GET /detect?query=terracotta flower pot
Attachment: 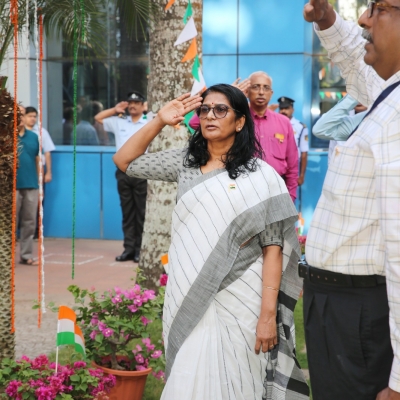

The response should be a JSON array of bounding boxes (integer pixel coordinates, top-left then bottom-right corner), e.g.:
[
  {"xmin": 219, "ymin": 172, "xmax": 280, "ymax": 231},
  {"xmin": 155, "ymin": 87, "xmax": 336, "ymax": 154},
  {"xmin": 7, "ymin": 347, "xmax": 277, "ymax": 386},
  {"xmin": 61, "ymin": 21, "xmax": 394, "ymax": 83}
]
[{"xmin": 93, "ymin": 361, "xmax": 152, "ymax": 400}]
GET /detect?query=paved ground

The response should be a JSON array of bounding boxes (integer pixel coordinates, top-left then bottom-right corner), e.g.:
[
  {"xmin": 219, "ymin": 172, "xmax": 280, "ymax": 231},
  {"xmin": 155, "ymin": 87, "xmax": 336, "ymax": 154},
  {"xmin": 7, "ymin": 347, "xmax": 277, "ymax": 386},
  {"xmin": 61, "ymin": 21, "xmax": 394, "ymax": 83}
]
[{"xmin": 15, "ymin": 238, "xmax": 137, "ymax": 358}]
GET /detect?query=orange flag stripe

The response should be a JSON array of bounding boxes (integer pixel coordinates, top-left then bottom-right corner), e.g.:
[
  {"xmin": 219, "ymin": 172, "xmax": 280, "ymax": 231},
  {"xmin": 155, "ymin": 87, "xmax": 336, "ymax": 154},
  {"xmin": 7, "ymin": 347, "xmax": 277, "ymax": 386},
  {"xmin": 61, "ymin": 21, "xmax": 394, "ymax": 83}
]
[
  {"xmin": 58, "ymin": 306, "xmax": 76, "ymax": 322},
  {"xmin": 165, "ymin": 0, "xmax": 175, "ymax": 10},
  {"xmin": 161, "ymin": 254, "xmax": 169, "ymax": 265},
  {"xmin": 181, "ymin": 38, "xmax": 197, "ymax": 62}
]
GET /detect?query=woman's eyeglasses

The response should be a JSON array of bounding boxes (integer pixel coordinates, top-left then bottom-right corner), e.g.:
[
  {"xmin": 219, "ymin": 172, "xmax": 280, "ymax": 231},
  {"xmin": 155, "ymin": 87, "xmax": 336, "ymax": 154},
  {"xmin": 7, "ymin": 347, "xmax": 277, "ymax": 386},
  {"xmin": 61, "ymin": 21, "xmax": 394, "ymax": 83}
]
[
  {"xmin": 367, "ymin": 1, "xmax": 400, "ymax": 17},
  {"xmin": 196, "ymin": 104, "xmax": 241, "ymax": 119}
]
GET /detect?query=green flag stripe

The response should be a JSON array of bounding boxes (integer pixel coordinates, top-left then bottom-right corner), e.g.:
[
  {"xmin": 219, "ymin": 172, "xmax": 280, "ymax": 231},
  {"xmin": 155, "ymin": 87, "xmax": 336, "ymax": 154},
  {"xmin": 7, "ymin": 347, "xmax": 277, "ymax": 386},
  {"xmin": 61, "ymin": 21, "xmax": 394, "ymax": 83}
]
[
  {"xmin": 183, "ymin": 0, "xmax": 193, "ymax": 24},
  {"xmin": 57, "ymin": 331, "xmax": 75, "ymax": 346},
  {"xmin": 192, "ymin": 55, "xmax": 200, "ymax": 82}
]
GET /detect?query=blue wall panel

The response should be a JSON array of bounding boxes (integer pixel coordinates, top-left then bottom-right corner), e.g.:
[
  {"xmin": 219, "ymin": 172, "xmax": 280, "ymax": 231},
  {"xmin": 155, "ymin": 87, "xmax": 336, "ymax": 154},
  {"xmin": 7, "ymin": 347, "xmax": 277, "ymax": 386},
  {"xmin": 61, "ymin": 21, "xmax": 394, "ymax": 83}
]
[
  {"xmin": 203, "ymin": 55, "xmax": 238, "ymax": 87},
  {"xmin": 44, "ymin": 152, "xmax": 101, "ymax": 239},
  {"xmin": 301, "ymin": 151, "xmax": 328, "ymax": 234},
  {"xmin": 102, "ymin": 154, "xmax": 123, "ymax": 240},
  {"xmin": 203, "ymin": 0, "xmax": 238, "ymax": 55},
  {"xmin": 238, "ymin": 0, "xmax": 306, "ymax": 54}
]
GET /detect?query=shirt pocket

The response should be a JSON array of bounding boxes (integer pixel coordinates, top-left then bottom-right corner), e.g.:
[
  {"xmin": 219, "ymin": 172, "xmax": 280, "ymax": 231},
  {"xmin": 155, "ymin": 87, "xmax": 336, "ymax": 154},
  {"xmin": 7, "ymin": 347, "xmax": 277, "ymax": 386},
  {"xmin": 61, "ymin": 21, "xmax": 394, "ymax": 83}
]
[{"xmin": 269, "ymin": 135, "xmax": 287, "ymax": 160}]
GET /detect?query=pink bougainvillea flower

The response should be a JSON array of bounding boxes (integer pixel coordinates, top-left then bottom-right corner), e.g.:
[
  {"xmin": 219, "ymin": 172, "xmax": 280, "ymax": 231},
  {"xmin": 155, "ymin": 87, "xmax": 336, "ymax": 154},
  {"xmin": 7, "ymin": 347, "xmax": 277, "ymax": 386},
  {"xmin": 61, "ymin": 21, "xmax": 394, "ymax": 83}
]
[
  {"xmin": 127, "ymin": 304, "xmax": 138, "ymax": 313},
  {"xmin": 133, "ymin": 296, "xmax": 143, "ymax": 307},
  {"xmin": 98, "ymin": 322, "xmax": 107, "ymax": 332},
  {"xmin": 151, "ymin": 350, "xmax": 162, "ymax": 359},
  {"xmin": 142, "ymin": 338, "xmax": 155, "ymax": 351},
  {"xmin": 5, "ymin": 381, "xmax": 22, "ymax": 397},
  {"xmin": 142, "ymin": 290, "xmax": 156, "ymax": 302},
  {"xmin": 160, "ymin": 274, "xmax": 168, "ymax": 287},
  {"xmin": 135, "ymin": 354, "xmax": 145, "ymax": 364},
  {"xmin": 136, "ymin": 365, "xmax": 147, "ymax": 371},
  {"xmin": 140, "ymin": 316, "xmax": 152, "ymax": 326},
  {"xmin": 90, "ymin": 330, "xmax": 98, "ymax": 340},
  {"xmin": 103, "ymin": 328, "xmax": 114, "ymax": 338},
  {"xmin": 111, "ymin": 295, "xmax": 122, "ymax": 304}
]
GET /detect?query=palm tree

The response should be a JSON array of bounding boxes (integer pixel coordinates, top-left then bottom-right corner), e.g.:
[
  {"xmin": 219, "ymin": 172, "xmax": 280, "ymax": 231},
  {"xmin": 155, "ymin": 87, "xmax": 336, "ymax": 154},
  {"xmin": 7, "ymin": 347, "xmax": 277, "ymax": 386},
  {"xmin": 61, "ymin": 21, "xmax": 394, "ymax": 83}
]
[
  {"xmin": 139, "ymin": 0, "xmax": 203, "ymax": 290},
  {"xmin": 0, "ymin": 0, "xmax": 160, "ymax": 362}
]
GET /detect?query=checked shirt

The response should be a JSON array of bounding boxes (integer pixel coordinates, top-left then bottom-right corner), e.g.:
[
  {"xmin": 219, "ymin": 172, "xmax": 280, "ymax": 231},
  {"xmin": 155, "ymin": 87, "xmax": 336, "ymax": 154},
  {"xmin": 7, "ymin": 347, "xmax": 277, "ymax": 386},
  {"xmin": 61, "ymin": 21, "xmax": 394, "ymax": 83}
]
[{"xmin": 306, "ymin": 13, "xmax": 400, "ymax": 391}]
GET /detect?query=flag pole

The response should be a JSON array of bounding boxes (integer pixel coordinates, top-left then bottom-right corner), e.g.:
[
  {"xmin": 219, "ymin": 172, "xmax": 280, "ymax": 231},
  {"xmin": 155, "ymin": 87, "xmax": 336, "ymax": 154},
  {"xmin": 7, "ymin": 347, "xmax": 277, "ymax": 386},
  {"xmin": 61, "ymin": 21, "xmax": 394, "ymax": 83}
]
[{"xmin": 55, "ymin": 319, "xmax": 60, "ymax": 374}]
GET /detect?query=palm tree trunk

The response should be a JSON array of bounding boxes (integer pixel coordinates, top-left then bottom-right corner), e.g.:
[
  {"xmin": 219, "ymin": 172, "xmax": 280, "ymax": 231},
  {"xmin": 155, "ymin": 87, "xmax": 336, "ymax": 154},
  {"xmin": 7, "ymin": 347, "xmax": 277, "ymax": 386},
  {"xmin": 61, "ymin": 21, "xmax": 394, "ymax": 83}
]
[
  {"xmin": 0, "ymin": 87, "xmax": 17, "ymax": 361},
  {"xmin": 139, "ymin": 0, "xmax": 203, "ymax": 290}
]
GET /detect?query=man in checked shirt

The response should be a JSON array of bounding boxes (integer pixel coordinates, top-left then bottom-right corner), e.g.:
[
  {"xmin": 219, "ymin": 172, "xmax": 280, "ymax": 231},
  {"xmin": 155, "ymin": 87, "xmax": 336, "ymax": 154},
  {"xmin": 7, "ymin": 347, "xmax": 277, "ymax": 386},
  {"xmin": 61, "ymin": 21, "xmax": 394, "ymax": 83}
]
[{"xmin": 301, "ymin": 1, "xmax": 400, "ymax": 399}]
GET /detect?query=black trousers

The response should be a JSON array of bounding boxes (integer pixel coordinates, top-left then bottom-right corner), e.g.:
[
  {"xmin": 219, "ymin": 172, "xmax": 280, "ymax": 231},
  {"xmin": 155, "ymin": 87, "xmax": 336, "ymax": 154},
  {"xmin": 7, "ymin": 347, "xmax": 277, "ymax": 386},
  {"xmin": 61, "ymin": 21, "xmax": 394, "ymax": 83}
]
[
  {"xmin": 303, "ymin": 279, "xmax": 393, "ymax": 400},
  {"xmin": 116, "ymin": 169, "xmax": 147, "ymax": 254}
]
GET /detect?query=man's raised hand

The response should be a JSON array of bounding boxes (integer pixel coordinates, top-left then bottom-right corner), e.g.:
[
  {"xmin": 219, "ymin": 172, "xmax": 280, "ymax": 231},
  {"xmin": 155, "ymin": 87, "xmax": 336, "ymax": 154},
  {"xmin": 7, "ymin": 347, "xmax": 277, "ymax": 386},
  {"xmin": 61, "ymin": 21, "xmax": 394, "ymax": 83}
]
[
  {"xmin": 304, "ymin": 0, "xmax": 336, "ymax": 29},
  {"xmin": 157, "ymin": 93, "xmax": 202, "ymax": 127},
  {"xmin": 115, "ymin": 102, "xmax": 129, "ymax": 114}
]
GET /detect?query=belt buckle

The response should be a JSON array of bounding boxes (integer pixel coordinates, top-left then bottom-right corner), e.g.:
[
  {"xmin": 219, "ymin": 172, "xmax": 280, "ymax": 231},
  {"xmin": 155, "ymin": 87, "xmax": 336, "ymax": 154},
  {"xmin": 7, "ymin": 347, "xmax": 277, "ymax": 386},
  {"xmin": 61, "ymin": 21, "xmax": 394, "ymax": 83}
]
[{"xmin": 298, "ymin": 261, "xmax": 309, "ymax": 280}]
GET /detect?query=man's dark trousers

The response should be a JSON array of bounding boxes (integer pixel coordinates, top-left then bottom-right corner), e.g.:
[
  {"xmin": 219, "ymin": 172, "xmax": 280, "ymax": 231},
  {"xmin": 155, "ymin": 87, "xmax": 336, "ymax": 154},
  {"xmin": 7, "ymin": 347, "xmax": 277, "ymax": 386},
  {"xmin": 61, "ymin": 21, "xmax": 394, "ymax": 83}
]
[
  {"xmin": 116, "ymin": 169, "xmax": 147, "ymax": 255},
  {"xmin": 304, "ymin": 279, "xmax": 393, "ymax": 400}
]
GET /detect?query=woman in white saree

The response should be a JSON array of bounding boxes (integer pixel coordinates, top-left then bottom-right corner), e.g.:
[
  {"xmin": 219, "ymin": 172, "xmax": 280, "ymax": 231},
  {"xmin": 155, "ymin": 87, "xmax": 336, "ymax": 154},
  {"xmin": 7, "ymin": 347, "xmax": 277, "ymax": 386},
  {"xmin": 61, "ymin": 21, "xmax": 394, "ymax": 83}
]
[{"xmin": 114, "ymin": 84, "xmax": 309, "ymax": 400}]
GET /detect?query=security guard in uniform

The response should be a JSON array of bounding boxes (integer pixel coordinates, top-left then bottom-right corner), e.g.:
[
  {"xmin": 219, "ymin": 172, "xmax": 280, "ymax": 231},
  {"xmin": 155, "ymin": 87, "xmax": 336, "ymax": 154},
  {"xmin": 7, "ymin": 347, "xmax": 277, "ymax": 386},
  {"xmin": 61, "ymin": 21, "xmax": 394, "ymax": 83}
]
[
  {"xmin": 278, "ymin": 97, "xmax": 309, "ymax": 186},
  {"xmin": 95, "ymin": 92, "xmax": 148, "ymax": 263}
]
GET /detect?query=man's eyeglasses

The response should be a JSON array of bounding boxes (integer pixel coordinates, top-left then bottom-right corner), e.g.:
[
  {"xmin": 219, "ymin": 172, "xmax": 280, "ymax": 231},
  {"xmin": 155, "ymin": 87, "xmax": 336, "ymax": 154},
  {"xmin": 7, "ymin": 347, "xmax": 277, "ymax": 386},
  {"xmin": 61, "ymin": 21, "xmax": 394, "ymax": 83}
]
[
  {"xmin": 249, "ymin": 84, "xmax": 272, "ymax": 93},
  {"xmin": 367, "ymin": 1, "xmax": 400, "ymax": 17},
  {"xmin": 196, "ymin": 104, "xmax": 241, "ymax": 119}
]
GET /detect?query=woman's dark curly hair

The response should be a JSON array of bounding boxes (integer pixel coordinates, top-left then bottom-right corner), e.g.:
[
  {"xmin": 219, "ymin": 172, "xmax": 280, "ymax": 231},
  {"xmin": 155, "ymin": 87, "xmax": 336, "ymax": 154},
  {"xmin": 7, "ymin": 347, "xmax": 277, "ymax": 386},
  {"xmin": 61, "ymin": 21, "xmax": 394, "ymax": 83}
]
[{"xmin": 183, "ymin": 84, "xmax": 263, "ymax": 180}]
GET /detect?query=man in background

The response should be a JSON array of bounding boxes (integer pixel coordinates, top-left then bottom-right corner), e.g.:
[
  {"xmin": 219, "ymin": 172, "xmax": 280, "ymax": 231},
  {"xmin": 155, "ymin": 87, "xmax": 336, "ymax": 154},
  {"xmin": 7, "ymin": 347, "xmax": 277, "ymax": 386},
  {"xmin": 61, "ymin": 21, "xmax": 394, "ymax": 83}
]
[
  {"xmin": 95, "ymin": 91, "xmax": 148, "ymax": 263},
  {"xmin": 278, "ymin": 96, "xmax": 309, "ymax": 186},
  {"xmin": 17, "ymin": 106, "xmax": 39, "ymax": 265},
  {"xmin": 248, "ymin": 72, "xmax": 299, "ymax": 201}
]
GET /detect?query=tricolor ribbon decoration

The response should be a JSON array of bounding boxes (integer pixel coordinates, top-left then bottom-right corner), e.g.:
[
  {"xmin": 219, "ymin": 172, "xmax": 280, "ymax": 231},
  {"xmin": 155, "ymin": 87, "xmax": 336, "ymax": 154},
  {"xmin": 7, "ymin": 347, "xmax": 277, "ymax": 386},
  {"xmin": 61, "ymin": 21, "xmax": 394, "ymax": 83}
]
[{"xmin": 167, "ymin": 0, "xmax": 206, "ymax": 100}]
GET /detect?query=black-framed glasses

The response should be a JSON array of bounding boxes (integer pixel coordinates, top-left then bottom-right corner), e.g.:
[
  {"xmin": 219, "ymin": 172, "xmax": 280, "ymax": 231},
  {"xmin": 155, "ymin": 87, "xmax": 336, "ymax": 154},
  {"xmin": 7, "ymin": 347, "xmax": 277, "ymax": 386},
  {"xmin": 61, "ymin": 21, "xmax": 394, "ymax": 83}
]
[
  {"xmin": 196, "ymin": 104, "xmax": 241, "ymax": 119},
  {"xmin": 367, "ymin": 1, "xmax": 400, "ymax": 17},
  {"xmin": 249, "ymin": 84, "xmax": 272, "ymax": 92}
]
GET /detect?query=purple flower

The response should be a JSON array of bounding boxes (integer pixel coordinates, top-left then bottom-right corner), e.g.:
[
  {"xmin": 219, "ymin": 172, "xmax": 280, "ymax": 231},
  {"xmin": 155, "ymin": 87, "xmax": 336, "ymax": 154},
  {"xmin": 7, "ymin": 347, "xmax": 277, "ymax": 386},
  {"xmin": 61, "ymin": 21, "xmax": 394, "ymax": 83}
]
[
  {"xmin": 136, "ymin": 365, "xmax": 147, "ymax": 371},
  {"xmin": 98, "ymin": 322, "xmax": 107, "ymax": 332},
  {"xmin": 153, "ymin": 370, "xmax": 166, "ymax": 380},
  {"xmin": 5, "ymin": 381, "xmax": 22, "ymax": 397},
  {"xmin": 90, "ymin": 330, "xmax": 98, "ymax": 340},
  {"xmin": 142, "ymin": 290, "xmax": 156, "ymax": 302},
  {"xmin": 151, "ymin": 350, "xmax": 162, "ymax": 359},
  {"xmin": 135, "ymin": 354, "xmax": 145, "ymax": 364},
  {"xmin": 160, "ymin": 274, "xmax": 168, "ymax": 287},
  {"xmin": 133, "ymin": 296, "xmax": 143, "ymax": 307},
  {"xmin": 128, "ymin": 304, "xmax": 138, "ymax": 313},
  {"xmin": 90, "ymin": 317, "xmax": 99, "ymax": 326},
  {"xmin": 142, "ymin": 338, "xmax": 155, "ymax": 351},
  {"xmin": 111, "ymin": 295, "xmax": 122, "ymax": 304},
  {"xmin": 140, "ymin": 316, "xmax": 152, "ymax": 326},
  {"xmin": 114, "ymin": 286, "xmax": 122, "ymax": 295},
  {"xmin": 103, "ymin": 328, "xmax": 114, "ymax": 338},
  {"xmin": 73, "ymin": 361, "xmax": 87, "ymax": 368}
]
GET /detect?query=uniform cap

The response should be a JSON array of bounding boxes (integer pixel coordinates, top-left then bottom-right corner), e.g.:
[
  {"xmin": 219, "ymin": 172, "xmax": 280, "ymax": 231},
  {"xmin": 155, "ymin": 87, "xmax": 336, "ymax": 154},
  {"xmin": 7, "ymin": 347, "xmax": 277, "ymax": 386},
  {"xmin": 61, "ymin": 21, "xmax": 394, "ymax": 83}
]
[
  {"xmin": 126, "ymin": 92, "xmax": 145, "ymax": 102},
  {"xmin": 277, "ymin": 96, "xmax": 295, "ymax": 109}
]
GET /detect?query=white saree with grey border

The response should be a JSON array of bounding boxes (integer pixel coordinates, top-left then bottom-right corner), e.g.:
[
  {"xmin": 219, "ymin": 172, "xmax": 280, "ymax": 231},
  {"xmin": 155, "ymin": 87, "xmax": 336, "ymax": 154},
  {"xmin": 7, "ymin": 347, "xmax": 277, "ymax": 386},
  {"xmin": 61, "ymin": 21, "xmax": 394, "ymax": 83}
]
[{"xmin": 126, "ymin": 151, "xmax": 308, "ymax": 399}]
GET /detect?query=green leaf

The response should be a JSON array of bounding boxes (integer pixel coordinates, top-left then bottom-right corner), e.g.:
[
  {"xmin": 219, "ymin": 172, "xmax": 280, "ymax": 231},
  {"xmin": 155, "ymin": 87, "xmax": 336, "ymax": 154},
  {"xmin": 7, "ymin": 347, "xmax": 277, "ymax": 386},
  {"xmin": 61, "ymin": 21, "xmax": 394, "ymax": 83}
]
[{"xmin": 70, "ymin": 374, "xmax": 80, "ymax": 382}]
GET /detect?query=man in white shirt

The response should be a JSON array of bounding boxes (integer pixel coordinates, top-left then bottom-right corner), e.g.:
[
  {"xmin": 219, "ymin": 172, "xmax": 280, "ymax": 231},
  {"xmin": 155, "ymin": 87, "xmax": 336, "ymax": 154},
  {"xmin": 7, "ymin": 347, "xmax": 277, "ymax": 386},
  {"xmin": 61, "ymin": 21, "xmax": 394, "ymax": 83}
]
[
  {"xmin": 95, "ymin": 92, "xmax": 147, "ymax": 263},
  {"xmin": 302, "ymin": 1, "xmax": 400, "ymax": 399},
  {"xmin": 277, "ymin": 96, "xmax": 309, "ymax": 186}
]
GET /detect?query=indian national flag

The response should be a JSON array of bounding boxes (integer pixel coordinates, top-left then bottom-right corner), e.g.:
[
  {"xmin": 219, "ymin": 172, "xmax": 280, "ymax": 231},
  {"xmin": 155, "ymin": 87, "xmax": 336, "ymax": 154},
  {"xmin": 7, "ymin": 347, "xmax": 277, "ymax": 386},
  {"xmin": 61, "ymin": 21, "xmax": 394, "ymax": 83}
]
[{"xmin": 57, "ymin": 306, "xmax": 86, "ymax": 356}]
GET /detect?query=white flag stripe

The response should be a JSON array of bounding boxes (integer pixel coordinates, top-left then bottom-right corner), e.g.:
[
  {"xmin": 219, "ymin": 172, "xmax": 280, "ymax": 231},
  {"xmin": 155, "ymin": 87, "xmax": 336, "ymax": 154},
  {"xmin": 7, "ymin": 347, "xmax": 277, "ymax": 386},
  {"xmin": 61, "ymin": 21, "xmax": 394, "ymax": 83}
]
[
  {"xmin": 75, "ymin": 334, "xmax": 85, "ymax": 351},
  {"xmin": 191, "ymin": 69, "xmax": 206, "ymax": 96},
  {"xmin": 174, "ymin": 17, "xmax": 197, "ymax": 46},
  {"xmin": 58, "ymin": 319, "xmax": 75, "ymax": 333}
]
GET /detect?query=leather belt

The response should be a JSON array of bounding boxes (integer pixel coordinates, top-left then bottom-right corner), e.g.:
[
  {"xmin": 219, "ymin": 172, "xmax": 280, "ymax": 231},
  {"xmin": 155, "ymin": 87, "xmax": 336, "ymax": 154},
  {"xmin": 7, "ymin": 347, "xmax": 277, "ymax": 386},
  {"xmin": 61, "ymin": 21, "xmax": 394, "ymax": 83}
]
[{"xmin": 298, "ymin": 262, "xmax": 386, "ymax": 288}]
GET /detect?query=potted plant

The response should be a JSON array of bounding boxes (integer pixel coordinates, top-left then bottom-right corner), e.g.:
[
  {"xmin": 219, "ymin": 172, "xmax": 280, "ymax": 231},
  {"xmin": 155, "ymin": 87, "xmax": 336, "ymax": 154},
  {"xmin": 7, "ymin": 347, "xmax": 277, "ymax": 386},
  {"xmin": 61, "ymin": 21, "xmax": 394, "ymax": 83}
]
[
  {"xmin": 67, "ymin": 273, "xmax": 165, "ymax": 400},
  {"xmin": 0, "ymin": 354, "xmax": 116, "ymax": 399}
]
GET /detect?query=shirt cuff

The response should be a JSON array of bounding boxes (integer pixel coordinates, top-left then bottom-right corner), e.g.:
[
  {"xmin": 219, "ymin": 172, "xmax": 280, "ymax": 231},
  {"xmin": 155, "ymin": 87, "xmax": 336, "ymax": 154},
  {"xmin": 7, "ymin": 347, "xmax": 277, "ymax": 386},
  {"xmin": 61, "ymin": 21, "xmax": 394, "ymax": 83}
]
[
  {"xmin": 314, "ymin": 11, "xmax": 346, "ymax": 44},
  {"xmin": 389, "ymin": 357, "xmax": 400, "ymax": 393}
]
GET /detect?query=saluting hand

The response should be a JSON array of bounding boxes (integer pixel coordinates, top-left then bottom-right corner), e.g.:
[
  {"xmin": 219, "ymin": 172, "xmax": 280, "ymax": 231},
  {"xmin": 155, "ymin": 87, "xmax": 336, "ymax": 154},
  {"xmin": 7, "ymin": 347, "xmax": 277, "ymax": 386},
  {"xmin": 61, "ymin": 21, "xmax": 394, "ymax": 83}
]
[
  {"xmin": 304, "ymin": 0, "xmax": 336, "ymax": 29},
  {"xmin": 232, "ymin": 78, "xmax": 251, "ymax": 97},
  {"xmin": 114, "ymin": 101, "xmax": 129, "ymax": 114},
  {"xmin": 157, "ymin": 93, "xmax": 202, "ymax": 127}
]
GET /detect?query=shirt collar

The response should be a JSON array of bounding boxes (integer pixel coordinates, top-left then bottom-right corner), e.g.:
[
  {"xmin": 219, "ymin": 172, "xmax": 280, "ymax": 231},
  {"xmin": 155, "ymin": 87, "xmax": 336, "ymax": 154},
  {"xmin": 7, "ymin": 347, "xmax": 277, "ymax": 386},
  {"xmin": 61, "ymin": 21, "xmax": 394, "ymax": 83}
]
[
  {"xmin": 127, "ymin": 115, "xmax": 146, "ymax": 124},
  {"xmin": 250, "ymin": 107, "xmax": 269, "ymax": 120}
]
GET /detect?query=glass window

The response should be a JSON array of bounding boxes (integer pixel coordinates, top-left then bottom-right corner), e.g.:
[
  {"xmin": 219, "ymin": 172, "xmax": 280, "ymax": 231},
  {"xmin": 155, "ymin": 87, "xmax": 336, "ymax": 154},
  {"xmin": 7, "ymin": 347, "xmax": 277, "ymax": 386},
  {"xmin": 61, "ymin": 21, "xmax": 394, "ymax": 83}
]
[
  {"xmin": 310, "ymin": 0, "xmax": 368, "ymax": 148},
  {"xmin": 47, "ymin": 5, "xmax": 149, "ymax": 146}
]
